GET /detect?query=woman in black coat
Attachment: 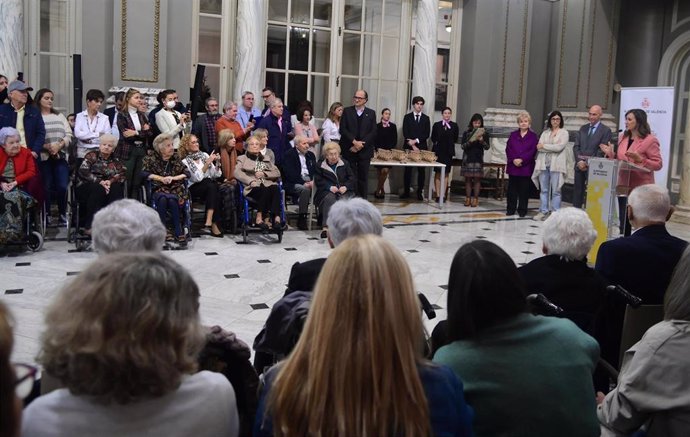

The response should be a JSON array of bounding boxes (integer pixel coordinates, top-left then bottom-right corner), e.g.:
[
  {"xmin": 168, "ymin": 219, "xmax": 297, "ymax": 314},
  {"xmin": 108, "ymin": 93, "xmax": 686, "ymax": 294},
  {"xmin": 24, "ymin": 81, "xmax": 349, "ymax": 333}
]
[{"xmin": 314, "ymin": 141, "xmax": 356, "ymax": 239}]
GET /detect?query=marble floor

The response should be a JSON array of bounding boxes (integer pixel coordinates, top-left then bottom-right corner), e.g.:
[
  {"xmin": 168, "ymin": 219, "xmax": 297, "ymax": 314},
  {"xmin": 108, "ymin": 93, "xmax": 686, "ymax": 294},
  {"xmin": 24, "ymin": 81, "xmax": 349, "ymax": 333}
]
[{"xmin": 3, "ymin": 194, "xmax": 690, "ymax": 366}]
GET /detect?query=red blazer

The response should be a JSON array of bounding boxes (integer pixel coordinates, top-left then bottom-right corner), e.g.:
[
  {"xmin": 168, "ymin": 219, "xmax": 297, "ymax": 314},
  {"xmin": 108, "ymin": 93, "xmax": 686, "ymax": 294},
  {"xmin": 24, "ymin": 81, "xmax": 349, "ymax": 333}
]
[
  {"xmin": 0, "ymin": 147, "xmax": 37, "ymax": 186},
  {"xmin": 605, "ymin": 133, "xmax": 662, "ymax": 189}
]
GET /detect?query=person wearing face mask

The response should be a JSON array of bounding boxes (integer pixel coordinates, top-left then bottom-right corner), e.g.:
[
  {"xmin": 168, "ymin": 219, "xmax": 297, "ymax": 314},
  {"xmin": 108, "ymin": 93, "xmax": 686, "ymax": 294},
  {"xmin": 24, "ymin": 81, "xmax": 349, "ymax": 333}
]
[
  {"xmin": 155, "ymin": 89, "xmax": 190, "ymax": 150},
  {"xmin": 116, "ymin": 88, "xmax": 154, "ymax": 199},
  {"xmin": 191, "ymin": 97, "xmax": 222, "ymax": 153}
]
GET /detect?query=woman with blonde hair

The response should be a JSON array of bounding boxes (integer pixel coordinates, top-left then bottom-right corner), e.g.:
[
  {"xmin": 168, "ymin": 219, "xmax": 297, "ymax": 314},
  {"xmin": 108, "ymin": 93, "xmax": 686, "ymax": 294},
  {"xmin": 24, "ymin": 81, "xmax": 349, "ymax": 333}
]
[
  {"xmin": 115, "ymin": 87, "xmax": 154, "ymax": 198},
  {"xmin": 254, "ymin": 235, "xmax": 473, "ymax": 437},
  {"xmin": 22, "ymin": 253, "xmax": 239, "ymax": 437}
]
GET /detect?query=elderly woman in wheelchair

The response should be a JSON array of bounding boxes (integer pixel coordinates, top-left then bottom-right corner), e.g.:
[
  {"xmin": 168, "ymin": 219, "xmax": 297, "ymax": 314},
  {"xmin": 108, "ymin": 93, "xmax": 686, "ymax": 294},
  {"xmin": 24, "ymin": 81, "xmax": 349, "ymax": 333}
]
[
  {"xmin": 75, "ymin": 134, "xmax": 126, "ymax": 234},
  {"xmin": 0, "ymin": 127, "xmax": 41, "ymax": 246},
  {"xmin": 234, "ymin": 135, "xmax": 282, "ymax": 230},
  {"xmin": 142, "ymin": 133, "xmax": 190, "ymax": 247}
]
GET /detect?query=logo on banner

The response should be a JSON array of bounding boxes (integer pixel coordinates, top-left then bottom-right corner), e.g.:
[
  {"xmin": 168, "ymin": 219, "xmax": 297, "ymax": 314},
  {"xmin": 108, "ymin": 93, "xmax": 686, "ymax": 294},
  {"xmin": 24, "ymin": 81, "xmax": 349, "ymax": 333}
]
[{"xmin": 641, "ymin": 97, "xmax": 651, "ymax": 109}]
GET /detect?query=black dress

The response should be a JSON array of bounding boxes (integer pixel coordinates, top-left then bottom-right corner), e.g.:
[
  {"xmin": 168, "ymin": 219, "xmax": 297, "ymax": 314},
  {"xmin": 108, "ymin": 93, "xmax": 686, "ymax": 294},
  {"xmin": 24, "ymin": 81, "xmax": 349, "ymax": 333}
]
[
  {"xmin": 376, "ymin": 121, "xmax": 397, "ymax": 150},
  {"xmin": 460, "ymin": 128, "xmax": 491, "ymax": 177},
  {"xmin": 431, "ymin": 120, "xmax": 459, "ymax": 172}
]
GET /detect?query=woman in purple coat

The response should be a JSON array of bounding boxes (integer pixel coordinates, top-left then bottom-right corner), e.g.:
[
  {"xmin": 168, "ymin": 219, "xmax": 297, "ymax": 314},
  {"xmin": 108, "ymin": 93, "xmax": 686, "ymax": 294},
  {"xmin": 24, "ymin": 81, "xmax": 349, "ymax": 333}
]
[{"xmin": 506, "ymin": 111, "xmax": 538, "ymax": 217}]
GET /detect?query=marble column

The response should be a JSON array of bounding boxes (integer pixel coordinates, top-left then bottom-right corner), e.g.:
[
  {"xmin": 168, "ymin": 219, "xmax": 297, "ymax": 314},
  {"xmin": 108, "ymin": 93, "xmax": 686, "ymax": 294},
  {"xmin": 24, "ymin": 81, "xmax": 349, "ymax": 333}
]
[
  {"xmin": 671, "ymin": 138, "xmax": 690, "ymax": 224},
  {"xmin": 233, "ymin": 0, "xmax": 266, "ymax": 103},
  {"xmin": 411, "ymin": 0, "xmax": 438, "ymax": 108},
  {"xmin": 0, "ymin": 0, "xmax": 23, "ymax": 81}
]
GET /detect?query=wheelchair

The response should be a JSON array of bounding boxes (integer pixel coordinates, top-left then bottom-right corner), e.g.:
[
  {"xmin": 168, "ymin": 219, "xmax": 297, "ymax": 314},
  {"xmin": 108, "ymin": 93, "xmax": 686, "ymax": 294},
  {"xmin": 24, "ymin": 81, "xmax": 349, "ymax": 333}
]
[
  {"xmin": 0, "ymin": 190, "xmax": 44, "ymax": 252},
  {"xmin": 66, "ymin": 177, "xmax": 128, "ymax": 251},
  {"xmin": 237, "ymin": 180, "xmax": 286, "ymax": 244},
  {"xmin": 140, "ymin": 179, "xmax": 192, "ymax": 250}
]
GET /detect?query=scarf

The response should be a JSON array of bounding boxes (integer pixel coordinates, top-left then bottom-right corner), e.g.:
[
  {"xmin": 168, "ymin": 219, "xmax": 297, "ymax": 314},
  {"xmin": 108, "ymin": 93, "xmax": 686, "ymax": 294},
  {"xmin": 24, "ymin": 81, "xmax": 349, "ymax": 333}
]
[
  {"xmin": 382, "ymin": 121, "xmax": 390, "ymax": 128},
  {"xmin": 184, "ymin": 151, "xmax": 206, "ymax": 176},
  {"xmin": 442, "ymin": 120, "xmax": 451, "ymax": 129}
]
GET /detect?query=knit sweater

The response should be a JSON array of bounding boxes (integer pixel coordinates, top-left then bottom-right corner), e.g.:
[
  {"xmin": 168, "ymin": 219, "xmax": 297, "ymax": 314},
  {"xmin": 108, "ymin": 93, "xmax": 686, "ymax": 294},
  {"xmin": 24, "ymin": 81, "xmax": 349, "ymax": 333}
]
[{"xmin": 41, "ymin": 112, "xmax": 72, "ymax": 161}]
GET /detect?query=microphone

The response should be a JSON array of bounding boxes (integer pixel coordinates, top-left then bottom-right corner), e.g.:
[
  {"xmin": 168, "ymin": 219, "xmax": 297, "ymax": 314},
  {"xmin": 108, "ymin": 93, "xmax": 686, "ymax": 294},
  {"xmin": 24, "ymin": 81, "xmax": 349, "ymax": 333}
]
[
  {"xmin": 605, "ymin": 285, "xmax": 643, "ymax": 308},
  {"xmin": 526, "ymin": 293, "xmax": 564, "ymax": 316},
  {"xmin": 417, "ymin": 292, "xmax": 436, "ymax": 320}
]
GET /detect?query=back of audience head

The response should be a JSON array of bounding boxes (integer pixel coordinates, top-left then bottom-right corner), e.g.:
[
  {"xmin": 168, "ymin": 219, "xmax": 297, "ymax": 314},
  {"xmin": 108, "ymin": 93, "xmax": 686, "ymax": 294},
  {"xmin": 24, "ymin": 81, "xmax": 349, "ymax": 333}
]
[
  {"xmin": 0, "ymin": 302, "xmax": 20, "ymax": 437},
  {"xmin": 627, "ymin": 184, "xmax": 672, "ymax": 226},
  {"xmin": 326, "ymin": 198, "xmax": 383, "ymax": 247},
  {"xmin": 268, "ymin": 235, "xmax": 430, "ymax": 436},
  {"xmin": 447, "ymin": 240, "xmax": 527, "ymax": 341},
  {"xmin": 664, "ymin": 246, "xmax": 690, "ymax": 321},
  {"xmin": 91, "ymin": 199, "xmax": 166, "ymax": 254},
  {"xmin": 39, "ymin": 253, "xmax": 204, "ymax": 405},
  {"xmin": 541, "ymin": 207, "xmax": 597, "ymax": 261}
]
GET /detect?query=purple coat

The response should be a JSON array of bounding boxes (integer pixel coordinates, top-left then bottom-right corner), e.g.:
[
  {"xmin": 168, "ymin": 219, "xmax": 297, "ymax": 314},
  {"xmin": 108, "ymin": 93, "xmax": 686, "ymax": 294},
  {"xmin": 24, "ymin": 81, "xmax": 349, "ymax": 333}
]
[{"xmin": 506, "ymin": 129, "xmax": 538, "ymax": 177}]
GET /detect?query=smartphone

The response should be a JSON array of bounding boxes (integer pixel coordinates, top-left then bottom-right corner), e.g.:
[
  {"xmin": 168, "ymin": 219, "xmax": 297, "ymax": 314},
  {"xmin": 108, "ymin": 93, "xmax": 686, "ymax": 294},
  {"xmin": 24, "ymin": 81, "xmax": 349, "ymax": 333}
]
[
  {"xmin": 249, "ymin": 114, "xmax": 255, "ymax": 122},
  {"xmin": 17, "ymin": 72, "xmax": 24, "ymax": 82},
  {"xmin": 185, "ymin": 103, "xmax": 192, "ymax": 112}
]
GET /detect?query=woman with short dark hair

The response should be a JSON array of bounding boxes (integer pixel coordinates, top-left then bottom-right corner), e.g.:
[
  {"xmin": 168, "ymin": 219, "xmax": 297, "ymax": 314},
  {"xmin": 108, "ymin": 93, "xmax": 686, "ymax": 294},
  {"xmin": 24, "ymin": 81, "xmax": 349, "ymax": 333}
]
[
  {"xmin": 532, "ymin": 110, "xmax": 569, "ymax": 221},
  {"xmin": 434, "ymin": 240, "xmax": 600, "ymax": 437},
  {"xmin": 21, "ymin": 253, "xmax": 239, "ymax": 437},
  {"xmin": 460, "ymin": 113, "xmax": 490, "ymax": 207}
]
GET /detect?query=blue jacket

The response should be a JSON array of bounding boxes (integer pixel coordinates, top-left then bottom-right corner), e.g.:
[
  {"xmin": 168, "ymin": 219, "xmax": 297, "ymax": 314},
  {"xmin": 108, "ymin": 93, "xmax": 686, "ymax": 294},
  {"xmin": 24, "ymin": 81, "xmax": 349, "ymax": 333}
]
[
  {"xmin": 256, "ymin": 112, "xmax": 292, "ymax": 166},
  {"xmin": 0, "ymin": 103, "xmax": 46, "ymax": 155},
  {"xmin": 282, "ymin": 147, "xmax": 316, "ymax": 186}
]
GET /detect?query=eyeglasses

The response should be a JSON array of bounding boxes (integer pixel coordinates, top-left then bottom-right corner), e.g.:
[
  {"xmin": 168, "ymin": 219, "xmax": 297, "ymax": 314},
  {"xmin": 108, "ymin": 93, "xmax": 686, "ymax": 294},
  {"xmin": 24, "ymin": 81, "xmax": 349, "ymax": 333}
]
[
  {"xmin": 353, "ymin": 96, "xmax": 366, "ymax": 100},
  {"xmin": 261, "ymin": 94, "xmax": 272, "ymax": 99},
  {"xmin": 13, "ymin": 363, "xmax": 38, "ymax": 399}
]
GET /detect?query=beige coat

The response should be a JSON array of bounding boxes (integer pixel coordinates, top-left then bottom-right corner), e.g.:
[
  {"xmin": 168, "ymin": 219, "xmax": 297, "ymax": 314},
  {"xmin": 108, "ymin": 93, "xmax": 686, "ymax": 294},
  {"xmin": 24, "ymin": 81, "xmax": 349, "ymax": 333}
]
[
  {"xmin": 234, "ymin": 154, "xmax": 281, "ymax": 195},
  {"xmin": 531, "ymin": 128, "xmax": 572, "ymax": 189}
]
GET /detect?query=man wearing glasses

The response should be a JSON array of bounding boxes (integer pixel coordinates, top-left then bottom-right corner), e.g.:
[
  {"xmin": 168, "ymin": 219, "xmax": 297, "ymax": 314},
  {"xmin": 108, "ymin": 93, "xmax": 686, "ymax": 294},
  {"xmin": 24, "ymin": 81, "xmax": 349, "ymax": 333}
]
[{"xmin": 339, "ymin": 90, "xmax": 377, "ymax": 198}]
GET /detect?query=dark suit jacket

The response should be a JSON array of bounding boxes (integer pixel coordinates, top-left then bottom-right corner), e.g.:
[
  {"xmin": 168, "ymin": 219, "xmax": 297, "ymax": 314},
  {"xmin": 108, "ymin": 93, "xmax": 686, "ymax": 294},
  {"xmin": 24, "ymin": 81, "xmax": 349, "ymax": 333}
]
[
  {"xmin": 103, "ymin": 106, "xmax": 117, "ymax": 126},
  {"xmin": 256, "ymin": 112, "xmax": 292, "ymax": 165},
  {"xmin": 402, "ymin": 112, "xmax": 431, "ymax": 150},
  {"xmin": 572, "ymin": 122, "xmax": 612, "ymax": 164},
  {"xmin": 285, "ymin": 258, "xmax": 327, "ymax": 295},
  {"xmin": 282, "ymin": 147, "xmax": 316, "ymax": 186},
  {"xmin": 0, "ymin": 103, "xmax": 46, "ymax": 155},
  {"xmin": 594, "ymin": 224, "xmax": 688, "ymax": 367},
  {"xmin": 339, "ymin": 106, "xmax": 377, "ymax": 159}
]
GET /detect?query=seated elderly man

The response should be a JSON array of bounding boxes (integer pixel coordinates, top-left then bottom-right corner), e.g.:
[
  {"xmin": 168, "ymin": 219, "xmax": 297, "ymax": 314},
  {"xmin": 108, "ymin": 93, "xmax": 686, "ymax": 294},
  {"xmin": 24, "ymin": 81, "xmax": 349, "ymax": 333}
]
[
  {"xmin": 91, "ymin": 199, "xmax": 166, "ymax": 253},
  {"xmin": 253, "ymin": 198, "xmax": 383, "ymax": 374},
  {"xmin": 519, "ymin": 207, "xmax": 607, "ymax": 333},
  {"xmin": 595, "ymin": 184, "xmax": 688, "ymax": 369},
  {"xmin": 282, "ymin": 134, "xmax": 316, "ymax": 230}
]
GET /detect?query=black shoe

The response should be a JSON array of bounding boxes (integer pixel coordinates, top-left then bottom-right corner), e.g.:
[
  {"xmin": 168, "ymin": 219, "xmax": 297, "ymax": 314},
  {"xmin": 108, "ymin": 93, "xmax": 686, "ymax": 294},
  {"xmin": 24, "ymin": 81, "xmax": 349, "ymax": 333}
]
[
  {"xmin": 297, "ymin": 214, "xmax": 308, "ymax": 230},
  {"xmin": 506, "ymin": 211, "xmax": 516, "ymax": 216},
  {"xmin": 400, "ymin": 192, "xmax": 410, "ymax": 199},
  {"xmin": 417, "ymin": 192, "xmax": 424, "ymax": 201}
]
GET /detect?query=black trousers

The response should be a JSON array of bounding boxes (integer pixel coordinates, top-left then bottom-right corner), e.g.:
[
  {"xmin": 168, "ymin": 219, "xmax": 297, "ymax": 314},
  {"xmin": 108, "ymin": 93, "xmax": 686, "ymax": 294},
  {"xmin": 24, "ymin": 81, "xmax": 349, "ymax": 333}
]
[
  {"xmin": 506, "ymin": 175, "xmax": 531, "ymax": 216},
  {"xmin": 76, "ymin": 181, "xmax": 125, "ymax": 228},
  {"xmin": 247, "ymin": 184, "xmax": 281, "ymax": 218},
  {"xmin": 618, "ymin": 196, "xmax": 632, "ymax": 236},
  {"xmin": 343, "ymin": 152, "xmax": 370, "ymax": 198},
  {"xmin": 403, "ymin": 167, "xmax": 426, "ymax": 194},
  {"xmin": 572, "ymin": 168, "xmax": 588, "ymax": 209},
  {"xmin": 189, "ymin": 178, "xmax": 221, "ymax": 222}
]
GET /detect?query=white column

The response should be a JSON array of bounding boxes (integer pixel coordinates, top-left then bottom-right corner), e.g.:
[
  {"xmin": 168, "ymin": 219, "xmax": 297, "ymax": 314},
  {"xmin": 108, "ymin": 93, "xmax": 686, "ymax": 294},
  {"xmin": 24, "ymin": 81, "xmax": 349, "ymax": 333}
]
[
  {"xmin": 411, "ymin": 0, "xmax": 438, "ymax": 110},
  {"xmin": 0, "ymin": 0, "xmax": 23, "ymax": 81},
  {"xmin": 233, "ymin": 0, "xmax": 266, "ymax": 102}
]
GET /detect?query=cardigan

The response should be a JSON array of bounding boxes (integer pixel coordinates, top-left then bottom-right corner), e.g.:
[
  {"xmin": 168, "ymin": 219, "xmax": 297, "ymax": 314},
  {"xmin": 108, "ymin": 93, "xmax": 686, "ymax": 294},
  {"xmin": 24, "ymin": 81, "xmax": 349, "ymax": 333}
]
[
  {"xmin": 506, "ymin": 129, "xmax": 538, "ymax": 177},
  {"xmin": 40, "ymin": 112, "xmax": 72, "ymax": 161},
  {"xmin": 155, "ymin": 109, "xmax": 186, "ymax": 149},
  {"xmin": 531, "ymin": 128, "xmax": 570, "ymax": 189},
  {"xmin": 0, "ymin": 147, "xmax": 37, "ymax": 185}
]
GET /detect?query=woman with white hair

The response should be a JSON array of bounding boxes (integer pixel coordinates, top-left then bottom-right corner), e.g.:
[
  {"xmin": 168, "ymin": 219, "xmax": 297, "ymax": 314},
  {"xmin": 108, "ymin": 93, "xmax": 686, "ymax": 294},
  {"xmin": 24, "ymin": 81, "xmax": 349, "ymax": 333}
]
[
  {"xmin": 91, "ymin": 199, "xmax": 166, "ymax": 253},
  {"xmin": 518, "ymin": 207, "xmax": 607, "ymax": 332}
]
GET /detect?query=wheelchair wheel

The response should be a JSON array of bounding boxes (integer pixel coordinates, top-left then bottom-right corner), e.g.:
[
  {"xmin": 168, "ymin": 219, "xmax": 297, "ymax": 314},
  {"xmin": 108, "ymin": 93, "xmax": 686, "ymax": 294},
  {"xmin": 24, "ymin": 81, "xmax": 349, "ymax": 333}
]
[
  {"xmin": 27, "ymin": 231, "xmax": 44, "ymax": 252},
  {"xmin": 75, "ymin": 238, "xmax": 89, "ymax": 251}
]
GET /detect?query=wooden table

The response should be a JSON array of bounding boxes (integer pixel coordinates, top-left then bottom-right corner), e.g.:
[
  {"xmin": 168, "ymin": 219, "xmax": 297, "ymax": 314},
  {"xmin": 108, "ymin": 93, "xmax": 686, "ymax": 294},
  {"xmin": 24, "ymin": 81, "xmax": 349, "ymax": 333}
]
[
  {"xmin": 370, "ymin": 160, "xmax": 447, "ymax": 208},
  {"xmin": 450, "ymin": 159, "xmax": 507, "ymax": 200}
]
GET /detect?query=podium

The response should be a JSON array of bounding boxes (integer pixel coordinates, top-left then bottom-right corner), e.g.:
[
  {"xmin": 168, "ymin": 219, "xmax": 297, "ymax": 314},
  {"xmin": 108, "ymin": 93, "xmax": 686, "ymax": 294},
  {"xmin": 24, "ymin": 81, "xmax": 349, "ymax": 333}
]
[{"xmin": 585, "ymin": 158, "xmax": 651, "ymax": 263}]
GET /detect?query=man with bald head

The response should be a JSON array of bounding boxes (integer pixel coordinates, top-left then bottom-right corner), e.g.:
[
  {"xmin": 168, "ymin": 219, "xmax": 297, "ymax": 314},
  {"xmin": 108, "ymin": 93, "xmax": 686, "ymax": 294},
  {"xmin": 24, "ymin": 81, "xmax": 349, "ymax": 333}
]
[
  {"xmin": 572, "ymin": 105, "xmax": 612, "ymax": 208},
  {"xmin": 340, "ymin": 89, "xmax": 377, "ymax": 198}
]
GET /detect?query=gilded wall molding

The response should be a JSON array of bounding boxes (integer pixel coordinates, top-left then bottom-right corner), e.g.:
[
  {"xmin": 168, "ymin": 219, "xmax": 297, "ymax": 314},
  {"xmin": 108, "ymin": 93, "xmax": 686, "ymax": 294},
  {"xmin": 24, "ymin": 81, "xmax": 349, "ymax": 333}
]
[
  {"xmin": 500, "ymin": 0, "xmax": 529, "ymax": 106},
  {"xmin": 120, "ymin": 0, "xmax": 161, "ymax": 83},
  {"xmin": 585, "ymin": 0, "xmax": 618, "ymax": 111},
  {"xmin": 556, "ymin": 0, "xmax": 586, "ymax": 108}
]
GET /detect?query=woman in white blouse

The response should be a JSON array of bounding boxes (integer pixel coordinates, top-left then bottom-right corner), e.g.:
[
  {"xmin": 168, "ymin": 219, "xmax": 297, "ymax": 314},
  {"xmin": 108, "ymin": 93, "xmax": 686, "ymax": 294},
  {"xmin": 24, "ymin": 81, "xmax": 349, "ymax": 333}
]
[
  {"xmin": 155, "ymin": 89, "xmax": 189, "ymax": 150},
  {"xmin": 531, "ymin": 110, "xmax": 569, "ymax": 221},
  {"xmin": 74, "ymin": 89, "xmax": 111, "ymax": 161},
  {"xmin": 179, "ymin": 134, "xmax": 223, "ymax": 237},
  {"xmin": 321, "ymin": 102, "xmax": 343, "ymax": 145}
]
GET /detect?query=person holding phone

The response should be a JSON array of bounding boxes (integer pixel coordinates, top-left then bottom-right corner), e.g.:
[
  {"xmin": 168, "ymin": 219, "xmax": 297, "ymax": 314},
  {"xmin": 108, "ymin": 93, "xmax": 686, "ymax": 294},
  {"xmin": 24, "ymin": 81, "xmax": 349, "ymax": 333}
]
[
  {"xmin": 238, "ymin": 91, "xmax": 261, "ymax": 129},
  {"xmin": 155, "ymin": 89, "xmax": 189, "ymax": 150}
]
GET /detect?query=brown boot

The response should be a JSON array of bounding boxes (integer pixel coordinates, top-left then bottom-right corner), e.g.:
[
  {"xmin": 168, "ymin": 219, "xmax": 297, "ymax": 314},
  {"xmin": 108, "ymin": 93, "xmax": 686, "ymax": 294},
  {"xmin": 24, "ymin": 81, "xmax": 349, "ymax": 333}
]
[
  {"xmin": 471, "ymin": 197, "xmax": 479, "ymax": 207},
  {"xmin": 464, "ymin": 197, "xmax": 471, "ymax": 207}
]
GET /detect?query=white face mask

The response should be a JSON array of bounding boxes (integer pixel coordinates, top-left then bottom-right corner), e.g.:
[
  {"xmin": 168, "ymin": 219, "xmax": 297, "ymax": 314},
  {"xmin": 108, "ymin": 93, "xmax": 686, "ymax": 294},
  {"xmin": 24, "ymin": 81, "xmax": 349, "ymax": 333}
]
[{"xmin": 165, "ymin": 100, "xmax": 176, "ymax": 109}]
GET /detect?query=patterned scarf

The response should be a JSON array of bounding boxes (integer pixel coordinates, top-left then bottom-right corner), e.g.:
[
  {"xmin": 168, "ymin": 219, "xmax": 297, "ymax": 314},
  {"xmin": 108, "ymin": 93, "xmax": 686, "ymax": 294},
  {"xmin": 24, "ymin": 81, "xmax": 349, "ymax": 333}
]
[
  {"xmin": 205, "ymin": 113, "xmax": 221, "ymax": 149},
  {"xmin": 184, "ymin": 151, "xmax": 206, "ymax": 176}
]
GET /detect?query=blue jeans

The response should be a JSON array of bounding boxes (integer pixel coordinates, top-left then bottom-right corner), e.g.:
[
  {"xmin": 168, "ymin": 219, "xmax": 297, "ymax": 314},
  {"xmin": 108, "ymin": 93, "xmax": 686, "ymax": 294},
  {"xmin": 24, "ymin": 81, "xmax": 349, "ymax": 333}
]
[
  {"xmin": 538, "ymin": 167, "xmax": 561, "ymax": 213},
  {"xmin": 39, "ymin": 159, "xmax": 69, "ymax": 215}
]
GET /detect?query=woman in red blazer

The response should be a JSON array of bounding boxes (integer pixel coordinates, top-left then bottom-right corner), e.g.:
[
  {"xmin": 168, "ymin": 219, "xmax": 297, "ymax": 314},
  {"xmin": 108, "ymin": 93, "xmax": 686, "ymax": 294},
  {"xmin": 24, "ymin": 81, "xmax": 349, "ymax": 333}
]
[
  {"xmin": 0, "ymin": 126, "xmax": 38, "ymax": 243},
  {"xmin": 600, "ymin": 108, "xmax": 662, "ymax": 235}
]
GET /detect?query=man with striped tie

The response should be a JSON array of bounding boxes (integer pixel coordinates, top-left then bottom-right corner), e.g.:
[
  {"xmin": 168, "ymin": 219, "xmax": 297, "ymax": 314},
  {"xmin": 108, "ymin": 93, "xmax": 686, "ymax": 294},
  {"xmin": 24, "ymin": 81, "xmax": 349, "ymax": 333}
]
[{"xmin": 572, "ymin": 104, "xmax": 612, "ymax": 208}]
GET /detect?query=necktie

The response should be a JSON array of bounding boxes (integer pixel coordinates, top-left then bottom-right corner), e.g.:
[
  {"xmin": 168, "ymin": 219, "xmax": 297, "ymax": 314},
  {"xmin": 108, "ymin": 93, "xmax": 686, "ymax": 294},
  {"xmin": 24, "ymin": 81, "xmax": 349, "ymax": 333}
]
[
  {"xmin": 415, "ymin": 114, "xmax": 420, "ymax": 123},
  {"xmin": 588, "ymin": 125, "xmax": 595, "ymax": 137},
  {"xmin": 278, "ymin": 117, "xmax": 283, "ymax": 133}
]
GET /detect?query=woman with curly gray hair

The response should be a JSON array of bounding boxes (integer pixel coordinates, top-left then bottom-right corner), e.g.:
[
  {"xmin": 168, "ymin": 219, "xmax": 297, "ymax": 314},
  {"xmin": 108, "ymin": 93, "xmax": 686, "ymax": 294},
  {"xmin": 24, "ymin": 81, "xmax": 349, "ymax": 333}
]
[
  {"xmin": 22, "ymin": 253, "xmax": 239, "ymax": 437},
  {"xmin": 518, "ymin": 207, "xmax": 607, "ymax": 332}
]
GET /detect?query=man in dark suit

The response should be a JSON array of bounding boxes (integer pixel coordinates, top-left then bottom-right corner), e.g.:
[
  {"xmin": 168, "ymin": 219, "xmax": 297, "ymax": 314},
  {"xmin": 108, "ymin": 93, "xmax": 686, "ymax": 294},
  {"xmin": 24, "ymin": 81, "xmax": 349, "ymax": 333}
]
[
  {"xmin": 256, "ymin": 97, "xmax": 292, "ymax": 166},
  {"xmin": 401, "ymin": 96, "xmax": 431, "ymax": 200},
  {"xmin": 283, "ymin": 135, "xmax": 316, "ymax": 230},
  {"xmin": 595, "ymin": 184, "xmax": 688, "ymax": 368},
  {"xmin": 572, "ymin": 104, "xmax": 612, "ymax": 208},
  {"xmin": 339, "ymin": 89, "xmax": 377, "ymax": 198},
  {"xmin": 103, "ymin": 91, "xmax": 125, "ymax": 127}
]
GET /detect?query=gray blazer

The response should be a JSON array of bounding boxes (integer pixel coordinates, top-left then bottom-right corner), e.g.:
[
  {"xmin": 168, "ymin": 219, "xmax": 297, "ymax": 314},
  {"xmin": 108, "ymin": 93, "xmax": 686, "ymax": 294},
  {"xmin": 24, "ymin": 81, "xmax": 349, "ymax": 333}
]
[{"xmin": 573, "ymin": 123, "xmax": 612, "ymax": 163}]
